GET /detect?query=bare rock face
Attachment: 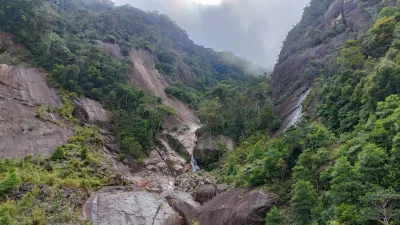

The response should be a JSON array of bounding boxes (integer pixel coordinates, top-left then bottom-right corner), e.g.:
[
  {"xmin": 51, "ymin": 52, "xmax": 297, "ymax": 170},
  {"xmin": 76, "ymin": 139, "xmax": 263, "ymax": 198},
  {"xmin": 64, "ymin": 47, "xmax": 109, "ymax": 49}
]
[
  {"xmin": 193, "ymin": 132, "xmax": 235, "ymax": 165},
  {"xmin": 84, "ymin": 191, "xmax": 180, "ymax": 225},
  {"xmin": 161, "ymin": 191, "xmax": 200, "ymax": 225},
  {"xmin": 271, "ymin": 44, "xmax": 328, "ymax": 99},
  {"xmin": 74, "ymin": 97, "xmax": 112, "ymax": 130},
  {"xmin": 0, "ymin": 32, "xmax": 24, "ymax": 54},
  {"xmin": 144, "ymin": 134, "xmax": 187, "ymax": 177},
  {"xmin": 193, "ymin": 184, "xmax": 216, "ymax": 204},
  {"xmin": 0, "ymin": 64, "xmax": 72, "ymax": 158},
  {"xmin": 73, "ymin": 97, "xmax": 119, "ymax": 152},
  {"xmin": 196, "ymin": 188, "xmax": 279, "ymax": 225}
]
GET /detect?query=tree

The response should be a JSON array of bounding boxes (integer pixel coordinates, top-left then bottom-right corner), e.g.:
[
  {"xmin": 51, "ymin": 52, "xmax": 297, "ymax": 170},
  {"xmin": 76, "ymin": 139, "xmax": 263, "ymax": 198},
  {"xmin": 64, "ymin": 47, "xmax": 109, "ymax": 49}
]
[
  {"xmin": 355, "ymin": 144, "xmax": 388, "ymax": 185},
  {"xmin": 328, "ymin": 157, "xmax": 362, "ymax": 206},
  {"xmin": 291, "ymin": 180, "xmax": 318, "ymax": 225},
  {"xmin": 361, "ymin": 187, "xmax": 400, "ymax": 224},
  {"xmin": 333, "ymin": 204, "xmax": 366, "ymax": 225},
  {"xmin": 265, "ymin": 207, "xmax": 282, "ymax": 225}
]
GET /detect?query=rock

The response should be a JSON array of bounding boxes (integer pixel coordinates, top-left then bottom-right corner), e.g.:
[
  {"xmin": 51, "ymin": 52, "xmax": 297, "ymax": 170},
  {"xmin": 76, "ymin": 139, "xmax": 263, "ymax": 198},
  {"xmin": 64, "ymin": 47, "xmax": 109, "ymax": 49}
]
[
  {"xmin": 193, "ymin": 132, "xmax": 235, "ymax": 165},
  {"xmin": 108, "ymin": 174, "xmax": 126, "ymax": 186},
  {"xmin": 143, "ymin": 144, "xmax": 186, "ymax": 177},
  {"xmin": 129, "ymin": 170, "xmax": 175, "ymax": 193},
  {"xmin": 175, "ymin": 172, "xmax": 219, "ymax": 193},
  {"xmin": 0, "ymin": 64, "xmax": 73, "ymax": 158},
  {"xmin": 193, "ymin": 184, "xmax": 216, "ymax": 204},
  {"xmin": 161, "ymin": 191, "xmax": 200, "ymax": 225},
  {"xmin": 74, "ymin": 97, "xmax": 112, "ymax": 131},
  {"xmin": 217, "ymin": 183, "xmax": 229, "ymax": 194},
  {"xmin": 196, "ymin": 188, "xmax": 279, "ymax": 225},
  {"xmin": 83, "ymin": 191, "xmax": 180, "ymax": 225}
]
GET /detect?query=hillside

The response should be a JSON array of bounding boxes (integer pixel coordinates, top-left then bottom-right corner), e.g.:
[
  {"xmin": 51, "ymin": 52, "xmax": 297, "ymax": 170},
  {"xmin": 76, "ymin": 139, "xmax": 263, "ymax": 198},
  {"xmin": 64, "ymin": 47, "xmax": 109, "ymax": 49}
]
[
  {"xmin": 1, "ymin": 0, "xmax": 400, "ymax": 224},
  {"xmin": 0, "ymin": 0, "xmax": 279, "ymax": 224}
]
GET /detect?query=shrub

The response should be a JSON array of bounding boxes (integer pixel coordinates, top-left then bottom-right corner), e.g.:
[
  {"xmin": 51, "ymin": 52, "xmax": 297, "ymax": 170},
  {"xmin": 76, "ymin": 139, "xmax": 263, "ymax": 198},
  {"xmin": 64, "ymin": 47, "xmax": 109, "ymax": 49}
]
[
  {"xmin": 35, "ymin": 106, "xmax": 47, "ymax": 119},
  {"xmin": 51, "ymin": 147, "xmax": 66, "ymax": 161},
  {"xmin": 0, "ymin": 169, "xmax": 19, "ymax": 196}
]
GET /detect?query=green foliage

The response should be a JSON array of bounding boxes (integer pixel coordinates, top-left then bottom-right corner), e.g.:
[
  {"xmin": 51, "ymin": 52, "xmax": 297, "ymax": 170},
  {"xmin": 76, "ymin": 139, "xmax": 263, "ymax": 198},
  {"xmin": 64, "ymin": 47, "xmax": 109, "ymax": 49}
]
[
  {"xmin": 165, "ymin": 84, "xmax": 203, "ymax": 109},
  {"xmin": 291, "ymin": 180, "xmax": 318, "ymax": 225},
  {"xmin": 35, "ymin": 106, "xmax": 47, "ymax": 119},
  {"xmin": 0, "ymin": 213, "xmax": 13, "ymax": 225},
  {"xmin": 265, "ymin": 206, "xmax": 282, "ymax": 225},
  {"xmin": 198, "ymin": 76, "xmax": 280, "ymax": 142},
  {"xmin": 0, "ymin": 169, "xmax": 19, "ymax": 196},
  {"xmin": 279, "ymin": 0, "xmax": 333, "ymax": 62},
  {"xmin": 51, "ymin": 147, "xmax": 66, "ymax": 161}
]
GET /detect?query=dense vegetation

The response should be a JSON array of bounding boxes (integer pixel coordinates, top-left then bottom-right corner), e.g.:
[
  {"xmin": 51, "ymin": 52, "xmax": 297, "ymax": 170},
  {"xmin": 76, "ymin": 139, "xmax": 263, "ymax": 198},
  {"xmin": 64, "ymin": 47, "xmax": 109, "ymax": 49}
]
[{"xmin": 214, "ymin": 1, "xmax": 400, "ymax": 225}]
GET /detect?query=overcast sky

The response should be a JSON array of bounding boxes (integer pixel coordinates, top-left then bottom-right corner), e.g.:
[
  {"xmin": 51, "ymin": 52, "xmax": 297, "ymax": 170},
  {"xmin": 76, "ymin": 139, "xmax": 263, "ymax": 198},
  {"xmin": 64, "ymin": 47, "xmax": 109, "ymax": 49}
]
[{"xmin": 112, "ymin": 0, "xmax": 310, "ymax": 67}]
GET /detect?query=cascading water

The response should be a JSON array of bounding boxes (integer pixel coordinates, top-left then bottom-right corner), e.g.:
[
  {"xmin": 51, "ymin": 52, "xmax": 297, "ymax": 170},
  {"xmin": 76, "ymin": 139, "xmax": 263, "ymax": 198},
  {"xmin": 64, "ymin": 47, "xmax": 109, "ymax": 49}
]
[{"xmin": 191, "ymin": 155, "xmax": 201, "ymax": 172}]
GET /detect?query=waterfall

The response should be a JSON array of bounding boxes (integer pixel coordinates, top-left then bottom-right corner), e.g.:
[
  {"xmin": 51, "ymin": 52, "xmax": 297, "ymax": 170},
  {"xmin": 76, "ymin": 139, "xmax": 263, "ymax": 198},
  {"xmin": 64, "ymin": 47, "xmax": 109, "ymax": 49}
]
[{"xmin": 191, "ymin": 155, "xmax": 200, "ymax": 172}]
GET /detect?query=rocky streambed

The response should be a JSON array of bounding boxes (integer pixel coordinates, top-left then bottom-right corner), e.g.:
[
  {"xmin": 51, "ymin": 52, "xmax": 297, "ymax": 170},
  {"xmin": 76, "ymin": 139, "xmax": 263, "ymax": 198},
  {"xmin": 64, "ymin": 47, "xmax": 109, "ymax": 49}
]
[{"xmin": 73, "ymin": 95, "xmax": 278, "ymax": 225}]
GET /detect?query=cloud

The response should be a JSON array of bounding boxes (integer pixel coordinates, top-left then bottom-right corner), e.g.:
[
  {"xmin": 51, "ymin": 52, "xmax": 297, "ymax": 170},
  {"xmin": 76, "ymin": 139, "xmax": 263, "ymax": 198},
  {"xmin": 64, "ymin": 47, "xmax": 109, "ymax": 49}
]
[{"xmin": 112, "ymin": 0, "xmax": 310, "ymax": 67}]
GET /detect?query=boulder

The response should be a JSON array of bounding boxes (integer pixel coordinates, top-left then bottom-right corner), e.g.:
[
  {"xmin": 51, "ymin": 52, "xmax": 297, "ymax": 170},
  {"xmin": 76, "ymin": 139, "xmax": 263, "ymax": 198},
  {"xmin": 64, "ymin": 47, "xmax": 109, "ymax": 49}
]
[
  {"xmin": 193, "ymin": 132, "xmax": 235, "ymax": 165},
  {"xmin": 83, "ymin": 191, "xmax": 180, "ymax": 225},
  {"xmin": 193, "ymin": 184, "xmax": 216, "ymax": 204},
  {"xmin": 129, "ymin": 170, "xmax": 175, "ymax": 193},
  {"xmin": 161, "ymin": 191, "xmax": 200, "ymax": 225},
  {"xmin": 217, "ymin": 183, "xmax": 229, "ymax": 194},
  {"xmin": 196, "ymin": 188, "xmax": 279, "ymax": 225},
  {"xmin": 143, "ymin": 136, "xmax": 187, "ymax": 177},
  {"xmin": 175, "ymin": 172, "xmax": 218, "ymax": 193},
  {"xmin": 74, "ymin": 97, "xmax": 112, "ymax": 131}
]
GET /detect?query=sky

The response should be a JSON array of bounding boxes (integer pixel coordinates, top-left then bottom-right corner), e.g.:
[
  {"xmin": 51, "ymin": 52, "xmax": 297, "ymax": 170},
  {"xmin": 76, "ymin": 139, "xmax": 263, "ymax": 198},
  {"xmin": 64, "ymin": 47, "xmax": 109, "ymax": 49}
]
[{"xmin": 112, "ymin": 0, "xmax": 310, "ymax": 68}]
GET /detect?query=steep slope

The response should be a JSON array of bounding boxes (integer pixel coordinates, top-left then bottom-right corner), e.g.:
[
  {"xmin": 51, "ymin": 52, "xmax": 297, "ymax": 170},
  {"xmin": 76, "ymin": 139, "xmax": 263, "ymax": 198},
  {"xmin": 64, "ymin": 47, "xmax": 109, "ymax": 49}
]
[
  {"xmin": 272, "ymin": 0, "xmax": 397, "ymax": 130},
  {"xmin": 0, "ymin": 64, "xmax": 72, "ymax": 158},
  {"xmin": 101, "ymin": 43, "xmax": 201, "ymax": 154}
]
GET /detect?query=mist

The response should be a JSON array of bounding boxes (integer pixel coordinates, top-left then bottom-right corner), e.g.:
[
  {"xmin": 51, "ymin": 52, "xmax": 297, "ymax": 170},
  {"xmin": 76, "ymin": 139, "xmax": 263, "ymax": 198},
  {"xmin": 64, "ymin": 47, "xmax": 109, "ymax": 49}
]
[{"xmin": 111, "ymin": 0, "xmax": 309, "ymax": 67}]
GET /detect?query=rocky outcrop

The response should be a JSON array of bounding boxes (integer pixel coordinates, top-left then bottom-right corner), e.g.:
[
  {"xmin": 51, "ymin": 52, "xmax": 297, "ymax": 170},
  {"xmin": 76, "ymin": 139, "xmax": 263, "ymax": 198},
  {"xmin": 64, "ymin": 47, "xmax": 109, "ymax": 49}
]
[
  {"xmin": 196, "ymin": 188, "xmax": 279, "ymax": 225},
  {"xmin": 161, "ymin": 191, "xmax": 200, "ymax": 225},
  {"xmin": 100, "ymin": 42, "xmax": 124, "ymax": 60},
  {"xmin": 83, "ymin": 191, "xmax": 180, "ymax": 225},
  {"xmin": 129, "ymin": 49, "xmax": 200, "ymax": 131},
  {"xmin": 193, "ymin": 132, "xmax": 235, "ymax": 165},
  {"xmin": 0, "ymin": 32, "xmax": 24, "ymax": 54},
  {"xmin": 0, "ymin": 64, "xmax": 72, "ymax": 158},
  {"xmin": 74, "ymin": 97, "xmax": 118, "ymax": 152},
  {"xmin": 271, "ymin": 44, "xmax": 328, "ymax": 99},
  {"xmin": 193, "ymin": 184, "xmax": 216, "ymax": 204},
  {"xmin": 74, "ymin": 98, "xmax": 113, "ymax": 130}
]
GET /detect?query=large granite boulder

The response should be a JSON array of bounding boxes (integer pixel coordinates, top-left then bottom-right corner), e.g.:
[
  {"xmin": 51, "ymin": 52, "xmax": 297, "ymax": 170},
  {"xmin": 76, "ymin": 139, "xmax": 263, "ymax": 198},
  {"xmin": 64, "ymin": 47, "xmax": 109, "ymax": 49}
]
[
  {"xmin": 192, "ymin": 184, "xmax": 216, "ymax": 204},
  {"xmin": 193, "ymin": 132, "xmax": 235, "ymax": 165},
  {"xmin": 83, "ymin": 191, "xmax": 180, "ymax": 225},
  {"xmin": 0, "ymin": 64, "xmax": 73, "ymax": 158},
  {"xmin": 196, "ymin": 188, "xmax": 279, "ymax": 225},
  {"xmin": 161, "ymin": 191, "xmax": 200, "ymax": 225}
]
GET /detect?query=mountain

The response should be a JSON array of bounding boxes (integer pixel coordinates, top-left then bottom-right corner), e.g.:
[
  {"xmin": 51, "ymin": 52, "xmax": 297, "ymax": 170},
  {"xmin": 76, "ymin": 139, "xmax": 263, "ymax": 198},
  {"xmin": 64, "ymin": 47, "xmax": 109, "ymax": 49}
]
[
  {"xmin": 1, "ymin": 0, "xmax": 400, "ymax": 224},
  {"xmin": 0, "ymin": 0, "xmax": 279, "ymax": 224}
]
